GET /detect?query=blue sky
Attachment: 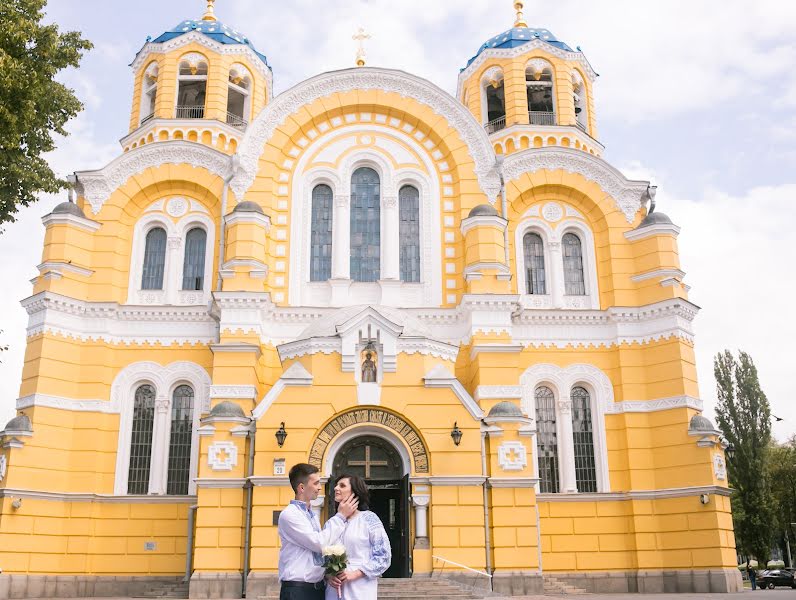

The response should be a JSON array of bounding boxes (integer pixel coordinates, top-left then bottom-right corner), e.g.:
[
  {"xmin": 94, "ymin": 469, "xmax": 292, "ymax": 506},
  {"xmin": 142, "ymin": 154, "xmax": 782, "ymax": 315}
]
[{"xmin": 1, "ymin": 0, "xmax": 794, "ymax": 440}]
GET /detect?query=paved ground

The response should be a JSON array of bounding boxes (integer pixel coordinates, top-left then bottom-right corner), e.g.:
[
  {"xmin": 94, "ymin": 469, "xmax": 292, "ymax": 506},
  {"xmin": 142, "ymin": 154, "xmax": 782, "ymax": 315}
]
[{"xmin": 489, "ymin": 592, "xmax": 795, "ymax": 599}]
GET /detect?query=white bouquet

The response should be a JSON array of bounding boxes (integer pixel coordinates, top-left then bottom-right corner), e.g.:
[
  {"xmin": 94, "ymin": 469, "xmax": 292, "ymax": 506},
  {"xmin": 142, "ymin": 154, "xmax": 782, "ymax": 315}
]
[{"xmin": 322, "ymin": 544, "xmax": 348, "ymax": 598}]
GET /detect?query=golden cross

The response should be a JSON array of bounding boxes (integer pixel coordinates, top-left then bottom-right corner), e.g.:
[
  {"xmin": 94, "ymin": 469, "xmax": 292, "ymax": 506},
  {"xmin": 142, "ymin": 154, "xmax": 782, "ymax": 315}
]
[
  {"xmin": 353, "ymin": 27, "xmax": 371, "ymax": 67},
  {"xmin": 347, "ymin": 445, "xmax": 388, "ymax": 478},
  {"xmin": 202, "ymin": 0, "xmax": 217, "ymax": 21},
  {"xmin": 514, "ymin": 0, "xmax": 528, "ymax": 27}
]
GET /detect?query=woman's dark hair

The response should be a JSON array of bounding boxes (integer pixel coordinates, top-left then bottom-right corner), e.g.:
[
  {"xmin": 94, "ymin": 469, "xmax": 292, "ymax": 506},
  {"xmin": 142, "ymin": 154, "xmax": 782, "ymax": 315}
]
[{"xmin": 336, "ymin": 473, "xmax": 370, "ymax": 511}]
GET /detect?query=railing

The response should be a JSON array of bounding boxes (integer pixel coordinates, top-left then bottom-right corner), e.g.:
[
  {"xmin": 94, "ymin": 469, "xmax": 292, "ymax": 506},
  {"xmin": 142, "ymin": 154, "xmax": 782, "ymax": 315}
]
[
  {"xmin": 484, "ymin": 115, "xmax": 506, "ymax": 134},
  {"xmin": 226, "ymin": 111, "xmax": 248, "ymax": 130},
  {"xmin": 140, "ymin": 112, "xmax": 155, "ymax": 125},
  {"xmin": 529, "ymin": 110, "xmax": 556, "ymax": 126},
  {"xmin": 175, "ymin": 105, "xmax": 205, "ymax": 119},
  {"xmin": 432, "ymin": 555, "xmax": 492, "ymax": 593},
  {"xmin": 575, "ymin": 120, "xmax": 588, "ymax": 133}
]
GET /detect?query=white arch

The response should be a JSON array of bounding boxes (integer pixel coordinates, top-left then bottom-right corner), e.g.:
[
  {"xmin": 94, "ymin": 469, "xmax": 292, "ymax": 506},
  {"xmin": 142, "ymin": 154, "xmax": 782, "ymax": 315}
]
[
  {"xmin": 112, "ymin": 361, "xmax": 211, "ymax": 496},
  {"xmin": 234, "ymin": 67, "xmax": 500, "ymax": 202},
  {"xmin": 322, "ymin": 425, "xmax": 412, "ymax": 478}
]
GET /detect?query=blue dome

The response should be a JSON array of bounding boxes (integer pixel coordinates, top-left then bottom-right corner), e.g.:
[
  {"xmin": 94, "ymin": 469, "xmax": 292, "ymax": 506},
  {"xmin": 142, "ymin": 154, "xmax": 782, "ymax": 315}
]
[
  {"xmin": 150, "ymin": 19, "xmax": 270, "ymax": 69},
  {"xmin": 466, "ymin": 27, "xmax": 573, "ymax": 68}
]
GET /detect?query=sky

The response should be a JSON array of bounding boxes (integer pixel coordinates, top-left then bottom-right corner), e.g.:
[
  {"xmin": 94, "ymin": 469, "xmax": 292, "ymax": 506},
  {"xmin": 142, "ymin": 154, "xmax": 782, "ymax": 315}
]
[{"xmin": 0, "ymin": 0, "xmax": 795, "ymax": 441}]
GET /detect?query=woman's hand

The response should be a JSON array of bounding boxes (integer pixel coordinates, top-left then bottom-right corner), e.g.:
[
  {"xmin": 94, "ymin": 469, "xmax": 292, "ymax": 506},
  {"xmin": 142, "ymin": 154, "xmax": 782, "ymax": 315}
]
[
  {"xmin": 326, "ymin": 575, "xmax": 343, "ymax": 590},
  {"xmin": 338, "ymin": 570, "xmax": 364, "ymax": 583}
]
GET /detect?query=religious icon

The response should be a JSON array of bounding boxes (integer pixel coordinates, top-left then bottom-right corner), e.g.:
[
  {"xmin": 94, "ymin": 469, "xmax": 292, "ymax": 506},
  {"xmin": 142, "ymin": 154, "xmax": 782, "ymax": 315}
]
[{"xmin": 362, "ymin": 351, "xmax": 377, "ymax": 383}]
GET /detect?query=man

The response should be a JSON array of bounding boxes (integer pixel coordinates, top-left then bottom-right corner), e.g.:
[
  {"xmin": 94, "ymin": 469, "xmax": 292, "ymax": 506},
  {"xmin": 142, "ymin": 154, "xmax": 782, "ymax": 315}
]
[
  {"xmin": 278, "ymin": 463, "xmax": 358, "ymax": 600},
  {"xmin": 747, "ymin": 561, "xmax": 757, "ymax": 590}
]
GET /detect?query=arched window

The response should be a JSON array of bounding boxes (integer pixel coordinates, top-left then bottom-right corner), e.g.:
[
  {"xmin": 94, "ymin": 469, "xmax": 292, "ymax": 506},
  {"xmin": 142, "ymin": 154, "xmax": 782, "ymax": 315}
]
[
  {"xmin": 523, "ymin": 232, "xmax": 546, "ymax": 294},
  {"xmin": 562, "ymin": 233, "xmax": 586, "ymax": 295},
  {"xmin": 535, "ymin": 386, "xmax": 559, "ymax": 493},
  {"xmin": 140, "ymin": 63, "xmax": 158, "ymax": 124},
  {"xmin": 573, "ymin": 71, "xmax": 589, "ymax": 132},
  {"xmin": 571, "ymin": 386, "xmax": 597, "ymax": 493},
  {"xmin": 485, "ymin": 77, "xmax": 506, "ymax": 134},
  {"xmin": 167, "ymin": 385, "xmax": 194, "ymax": 495},
  {"xmin": 350, "ymin": 167, "xmax": 380, "ymax": 282},
  {"xmin": 399, "ymin": 185, "xmax": 420, "ymax": 282},
  {"xmin": 176, "ymin": 56, "xmax": 208, "ymax": 119},
  {"xmin": 141, "ymin": 227, "xmax": 167, "ymax": 290},
  {"xmin": 226, "ymin": 64, "xmax": 251, "ymax": 129},
  {"xmin": 526, "ymin": 63, "xmax": 555, "ymax": 125},
  {"xmin": 310, "ymin": 184, "xmax": 333, "ymax": 281},
  {"xmin": 181, "ymin": 227, "xmax": 207, "ymax": 291},
  {"xmin": 127, "ymin": 384, "xmax": 156, "ymax": 495}
]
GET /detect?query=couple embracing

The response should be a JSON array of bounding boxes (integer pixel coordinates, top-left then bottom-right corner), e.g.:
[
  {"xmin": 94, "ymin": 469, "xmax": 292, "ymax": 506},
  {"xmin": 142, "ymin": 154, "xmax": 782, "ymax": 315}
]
[{"xmin": 277, "ymin": 463, "xmax": 392, "ymax": 600}]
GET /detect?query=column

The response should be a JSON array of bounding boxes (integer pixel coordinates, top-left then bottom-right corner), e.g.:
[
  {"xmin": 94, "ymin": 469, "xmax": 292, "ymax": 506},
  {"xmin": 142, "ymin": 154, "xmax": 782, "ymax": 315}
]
[
  {"xmin": 548, "ymin": 239, "xmax": 564, "ymax": 309},
  {"xmin": 411, "ymin": 495, "xmax": 430, "ymax": 549},
  {"xmin": 166, "ymin": 235, "xmax": 183, "ymax": 305},
  {"xmin": 557, "ymin": 399, "xmax": 578, "ymax": 493},
  {"xmin": 311, "ymin": 496, "xmax": 325, "ymax": 521},
  {"xmin": 149, "ymin": 394, "xmax": 171, "ymax": 495},
  {"xmin": 381, "ymin": 195, "xmax": 399, "ymax": 281},
  {"xmin": 331, "ymin": 194, "xmax": 350, "ymax": 279}
]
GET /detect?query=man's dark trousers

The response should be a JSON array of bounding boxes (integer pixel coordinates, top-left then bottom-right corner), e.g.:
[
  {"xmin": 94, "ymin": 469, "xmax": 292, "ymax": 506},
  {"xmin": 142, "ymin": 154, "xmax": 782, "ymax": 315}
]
[{"xmin": 280, "ymin": 581, "xmax": 325, "ymax": 600}]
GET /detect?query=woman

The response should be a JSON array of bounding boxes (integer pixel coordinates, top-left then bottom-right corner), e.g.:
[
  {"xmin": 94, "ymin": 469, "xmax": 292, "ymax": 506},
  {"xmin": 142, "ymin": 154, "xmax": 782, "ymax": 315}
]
[{"xmin": 324, "ymin": 474, "xmax": 391, "ymax": 600}]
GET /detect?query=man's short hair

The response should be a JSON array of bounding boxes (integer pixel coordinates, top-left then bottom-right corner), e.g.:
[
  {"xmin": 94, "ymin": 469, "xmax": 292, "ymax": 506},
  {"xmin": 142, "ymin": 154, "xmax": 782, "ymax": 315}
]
[{"xmin": 288, "ymin": 463, "xmax": 319, "ymax": 493}]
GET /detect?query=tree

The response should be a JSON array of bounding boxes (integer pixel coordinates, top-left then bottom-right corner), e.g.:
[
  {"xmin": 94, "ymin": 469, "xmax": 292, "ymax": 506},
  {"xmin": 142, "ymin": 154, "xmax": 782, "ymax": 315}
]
[
  {"xmin": 714, "ymin": 349, "xmax": 776, "ymax": 564},
  {"xmin": 769, "ymin": 437, "xmax": 796, "ymax": 567},
  {"xmin": 0, "ymin": 0, "xmax": 92, "ymax": 226}
]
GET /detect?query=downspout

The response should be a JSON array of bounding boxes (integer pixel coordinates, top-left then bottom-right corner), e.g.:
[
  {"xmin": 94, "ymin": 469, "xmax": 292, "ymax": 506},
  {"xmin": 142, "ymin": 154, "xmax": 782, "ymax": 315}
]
[
  {"xmin": 480, "ymin": 426, "xmax": 493, "ymax": 586},
  {"xmin": 184, "ymin": 504, "xmax": 198, "ymax": 583},
  {"xmin": 216, "ymin": 154, "xmax": 240, "ymax": 292},
  {"xmin": 242, "ymin": 426, "xmax": 256, "ymax": 597}
]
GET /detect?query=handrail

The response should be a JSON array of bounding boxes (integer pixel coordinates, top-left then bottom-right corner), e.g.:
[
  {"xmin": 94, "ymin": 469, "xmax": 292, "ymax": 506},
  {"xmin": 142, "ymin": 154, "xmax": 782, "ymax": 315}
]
[
  {"xmin": 432, "ymin": 555, "xmax": 492, "ymax": 578},
  {"xmin": 484, "ymin": 115, "xmax": 506, "ymax": 134}
]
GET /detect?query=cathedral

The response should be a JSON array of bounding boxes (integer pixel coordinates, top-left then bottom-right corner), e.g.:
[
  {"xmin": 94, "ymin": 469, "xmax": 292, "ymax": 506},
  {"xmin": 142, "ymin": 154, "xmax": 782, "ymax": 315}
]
[{"xmin": 0, "ymin": 1, "xmax": 741, "ymax": 597}]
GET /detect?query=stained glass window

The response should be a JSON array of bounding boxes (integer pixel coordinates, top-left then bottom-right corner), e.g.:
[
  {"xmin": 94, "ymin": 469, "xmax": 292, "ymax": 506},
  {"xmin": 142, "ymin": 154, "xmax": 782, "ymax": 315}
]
[
  {"xmin": 571, "ymin": 386, "xmax": 597, "ymax": 492},
  {"xmin": 350, "ymin": 167, "xmax": 381, "ymax": 282},
  {"xmin": 523, "ymin": 232, "xmax": 546, "ymax": 294},
  {"xmin": 128, "ymin": 385, "xmax": 156, "ymax": 494},
  {"xmin": 535, "ymin": 386, "xmax": 560, "ymax": 493},
  {"xmin": 399, "ymin": 185, "xmax": 420, "ymax": 282},
  {"xmin": 563, "ymin": 233, "xmax": 586, "ymax": 295},
  {"xmin": 310, "ymin": 184, "xmax": 333, "ymax": 281},
  {"xmin": 167, "ymin": 385, "xmax": 194, "ymax": 495},
  {"xmin": 182, "ymin": 228, "xmax": 207, "ymax": 290},
  {"xmin": 141, "ymin": 227, "xmax": 167, "ymax": 290}
]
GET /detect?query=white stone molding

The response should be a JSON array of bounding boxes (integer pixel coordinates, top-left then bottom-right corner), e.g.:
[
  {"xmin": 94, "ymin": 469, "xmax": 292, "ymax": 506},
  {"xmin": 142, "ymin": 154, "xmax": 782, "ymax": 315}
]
[
  {"xmin": 112, "ymin": 361, "xmax": 210, "ymax": 496},
  {"xmin": 489, "ymin": 477, "xmax": 539, "ymax": 488},
  {"xmin": 460, "ymin": 214, "xmax": 507, "ymax": 236},
  {"xmin": 223, "ymin": 210, "xmax": 271, "ymax": 230},
  {"xmin": 0, "ymin": 455, "xmax": 7, "ymax": 481},
  {"xmin": 0, "ymin": 487, "xmax": 197, "ymax": 503},
  {"xmin": 36, "ymin": 261, "xmax": 94, "ymax": 279},
  {"xmin": 605, "ymin": 395, "xmax": 703, "ymax": 414},
  {"xmin": 536, "ymin": 484, "xmax": 732, "ymax": 502},
  {"xmin": 195, "ymin": 477, "xmax": 247, "ymax": 489},
  {"xmin": 423, "ymin": 364, "xmax": 484, "ymax": 420},
  {"xmin": 41, "ymin": 210, "xmax": 101, "ymax": 232},
  {"xmin": 321, "ymin": 424, "xmax": 411, "ymax": 478},
  {"xmin": 502, "ymin": 147, "xmax": 650, "ymax": 223},
  {"xmin": 121, "ymin": 118, "xmax": 244, "ymax": 153},
  {"xmin": 251, "ymin": 362, "xmax": 313, "ymax": 420},
  {"xmin": 498, "ymin": 441, "xmax": 528, "ymax": 471},
  {"xmin": 74, "ymin": 142, "xmax": 232, "ymax": 214},
  {"xmin": 631, "ymin": 268, "xmax": 686, "ymax": 282},
  {"xmin": 208, "ymin": 441, "xmax": 238, "ymax": 471},
  {"xmin": 209, "ymin": 385, "xmax": 257, "ymax": 400},
  {"xmin": 429, "ymin": 476, "xmax": 487, "ymax": 486},
  {"xmin": 520, "ymin": 363, "xmax": 612, "ymax": 493},
  {"xmin": 542, "ymin": 202, "xmax": 563, "ymax": 222},
  {"xmin": 469, "ymin": 343, "xmax": 523, "ymax": 360},
  {"xmin": 474, "ymin": 386, "xmax": 523, "ymax": 401},
  {"xmin": 624, "ymin": 221, "xmax": 681, "ymax": 241},
  {"xmin": 234, "ymin": 68, "xmax": 500, "ymax": 203}
]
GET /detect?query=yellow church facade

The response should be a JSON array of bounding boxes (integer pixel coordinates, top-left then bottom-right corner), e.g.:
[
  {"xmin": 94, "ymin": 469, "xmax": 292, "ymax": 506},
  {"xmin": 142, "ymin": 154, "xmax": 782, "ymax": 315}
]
[{"xmin": 0, "ymin": 2, "xmax": 741, "ymax": 597}]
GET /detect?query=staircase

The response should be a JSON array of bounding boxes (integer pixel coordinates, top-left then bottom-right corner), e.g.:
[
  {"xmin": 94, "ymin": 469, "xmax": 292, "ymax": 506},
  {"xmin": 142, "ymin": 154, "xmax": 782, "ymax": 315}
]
[
  {"xmin": 377, "ymin": 578, "xmax": 491, "ymax": 600},
  {"xmin": 542, "ymin": 575, "xmax": 589, "ymax": 595},
  {"xmin": 136, "ymin": 580, "xmax": 189, "ymax": 598}
]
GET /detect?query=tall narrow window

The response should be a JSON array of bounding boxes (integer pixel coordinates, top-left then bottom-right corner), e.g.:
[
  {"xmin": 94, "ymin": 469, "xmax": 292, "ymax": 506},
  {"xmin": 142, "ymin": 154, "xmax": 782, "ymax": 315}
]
[
  {"xmin": 399, "ymin": 185, "xmax": 420, "ymax": 282},
  {"xmin": 350, "ymin": 167, "xmax": 380, "ymax": 282},
  {"xmin": 128, "ymin": 384, "xmax": 156, "ymax": 495},
  {"xmin": 176, "ymin": 58, "xmax": 208, "ymax": 119},
  {"xmin": 140, "ymin": 63, "xmax": 158, "ymax": 124},
  {"xmin": 141, "ymin": 227, "xmax": 167, "ymax": 290},
  {"xmin": 485, "ymin": 79, "xmax": 506, "ymax": 134},
  {"xmin": 526, "ymin": 65, "xmax": 555, "ymax": 125},
  {"xmin": 571, "ymin": 386, "xmax": 597, "ymax": 493},
  {"xmin": 167, "ymin": 385, "xmax": 194, "ymax": 495},
  {"xmin": 226, "ymin": 66, "xmax": 251, "ymax": 129},
  {"xmin": 535, "ymin": 386, "xmax": 560, "ymax": 493},
  {"xmin": 310, "ymin": 184, "xmax": 333, "ymax": 281},
  {"xmin": 573, "ymin": 71, "xmax": 589, "ymax": 132},
  {"xmin": 523, "ymin": 232, "xmax": 546, "ymax": 294},
  {"xmin": 563, "ymin": 232, "xmax": 586, "ymax": 295},
  {"xmin": 182, "ymin": 228, "xmax": 207, "ymax": 291}
]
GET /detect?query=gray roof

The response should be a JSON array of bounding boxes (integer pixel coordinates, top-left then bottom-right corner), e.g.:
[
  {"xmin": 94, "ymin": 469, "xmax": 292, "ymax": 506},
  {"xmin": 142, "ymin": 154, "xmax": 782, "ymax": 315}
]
[
  {"xmin": 209, "ymin": 401, "xmax": 247, "ymax": 418},
  {"xmin": 689, "ymin": 414, "xmax": 716, "ymax": 432},
  {"xmin": 233, "ymin": 201, "xmax": 265, "ymax": 214},
  {"xmin": 468, "ymin": 204, "xmax": 499, "ymax": 217},
  {"xmin": 52, "ymin": 201, "xmax": 86, "ymax": 218},
  {"xmin": 487, "ymin": 401, "xmax": 523, "ymax": 418},
  {"xmin": 4, "ymin": 414, "xmax": 32, "ymax": 432},
  {"xmin": 638, "ymin": 211, "xmax": 673, "ymax": 227}
]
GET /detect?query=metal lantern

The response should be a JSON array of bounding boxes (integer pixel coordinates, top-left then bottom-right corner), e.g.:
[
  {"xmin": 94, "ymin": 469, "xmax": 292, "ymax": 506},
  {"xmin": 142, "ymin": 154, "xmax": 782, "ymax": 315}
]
[
  {"xmin": 275, "ymin": 422, "xmax": 288, "ymax": 448},
  {"xmin": 450, "ymin": 422, "xmax": 463, "ymax": 446}
]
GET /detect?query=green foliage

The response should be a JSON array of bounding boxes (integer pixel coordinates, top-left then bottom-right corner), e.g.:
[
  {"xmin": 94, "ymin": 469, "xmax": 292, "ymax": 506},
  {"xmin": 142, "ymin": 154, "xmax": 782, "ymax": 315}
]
[
  {"xmin": 769, "ymin": 436, "xmax": 796, "ymax": 563},
  {"xmin": 0, "ymin": 0, "xmax": 92, "ymax": 226},
  {"xmin": 714, "ymin": 349, "xmax": 775, "ymax": 564}
]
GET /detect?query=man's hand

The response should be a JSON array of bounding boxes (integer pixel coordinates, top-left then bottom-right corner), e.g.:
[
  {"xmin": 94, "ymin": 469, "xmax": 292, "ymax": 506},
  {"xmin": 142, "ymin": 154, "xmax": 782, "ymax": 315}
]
[
  {"xmin": 338, "ymin": 570, "xmax": 364, "ymax": 583},
  {"xmin": 336, "ymin": 494, "xmax": 359, "ymax": 519}
]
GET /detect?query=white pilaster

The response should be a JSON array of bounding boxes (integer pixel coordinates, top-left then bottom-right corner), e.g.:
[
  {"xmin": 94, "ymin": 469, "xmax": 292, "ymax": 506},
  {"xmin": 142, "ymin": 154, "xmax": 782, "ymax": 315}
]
[
  {"xmin": 381, "ymin": 195, "xmax": 399, "ymax": 281},
  {"xmin": 412, "ymin": 494, "xmax": 430, "ymax": 549},
  {"xmin": 548, "ymin": 240, "xmax": 564, "ymax": 309},
  {"xmin": 557, "ymin": 399, "xmax": 577, "ymax": 493},
  {"xmin": 332, "ymin": 194, "xmax": 351, "ymax": 280},
  {"xmin": 149, "ymin": 394, "xmax": 172, "ymax": 495}
]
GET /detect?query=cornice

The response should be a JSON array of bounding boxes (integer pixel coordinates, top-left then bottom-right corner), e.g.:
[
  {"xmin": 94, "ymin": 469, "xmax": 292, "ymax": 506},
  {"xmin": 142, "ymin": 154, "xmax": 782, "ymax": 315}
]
[
  {"xmin": 488, "ymin": 477, "xmax": 539, "ymax": 488},
  {"xmin": 234, "ymin": 68, "xmax": 500, "ymax": 203},
  {"xmin": 223, "ymin": 211, "xmax": 271, "ymax": 229},
  {"xmin": 624, "ymin": 222, "xmax": 682, "ymax": 241},
  {"xmin": 429, "ymin": 476, "xmax": 487, "ymax": 486},
  {"xmin": 121, "ymin": 118, "xmax": 244, "ymax": 150},
  {"xmin": 606, "ymin": 395, "xmax": 703, "ymax": 414},
  {"xmin": 74, "ymin": 142, "xmax": 232, "ymax": 214},
  {"xmin": 37, "ymin": 261, "xmax": 94, "ymax": 278},
  {"xmin": 502, "ymin": 147, "xmax": 650, "ymax": 223},
  {"xmin": 0, "ymin": 488, "xmax": 197, "ymax": 503},
  {"xmin": 537, "ymin": 485, "xmax": 730, "ymax": 502},
  {"xmin": 41, "ymin": 212, "xmax": 101, "ymax": 232},
  {"xmin": 195, "ymin": 478, "xmax": 248, "ymax": 489},
  {"xmin": 460, "ymin": 214, "xmax": 507, "ymax": 236},
  {"xmin": 630, "ymin": 268, "xmax": 686, "ymax": 283},
  {"xmin": 488, "ymin": 123, "xmax": 605, "ymax": 153}
]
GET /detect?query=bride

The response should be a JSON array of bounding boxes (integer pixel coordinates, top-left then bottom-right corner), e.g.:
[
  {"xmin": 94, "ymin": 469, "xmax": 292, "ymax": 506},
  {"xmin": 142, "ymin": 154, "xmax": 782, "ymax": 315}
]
[{"xmin": 324, "ymin": 474, "xmax": 391, "ymax": 600}]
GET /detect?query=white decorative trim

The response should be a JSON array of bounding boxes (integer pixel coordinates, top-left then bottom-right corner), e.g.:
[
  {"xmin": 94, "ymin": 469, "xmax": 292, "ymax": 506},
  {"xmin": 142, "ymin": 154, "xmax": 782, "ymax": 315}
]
[
  {"xmin": 209, "ymin": 385, "xmax": 257, "ymax": 400},
  {"xmin": 208, "ymin": 441, "xmax": 238, "ymax": 471},
  {"xmin": 475, "ymin": 385, "xmax": 523, "ymax": 401},
  {"xmin": 16, "ymin": 393, "xmax": 118, "ymax": 414},
  {"xmin": 713, "ymin": 454, "xmax": 727, "ymax": 480},
  {"xmin": 503, "ymin": 148, "xmax": 650, "ymax": 223},
  {"xmin": 41, "ymin": 211, "xmax": 101, "ymax": 232},
  {"xmin": 224, "ymin": 210, "xmax": 271, "ymax": 229},
  {"xmin": 460, "ymin": 214, "xmax": 507, "ymax": 236},
  {"xmin": 249, "ymin": 476, "xmax": 291, "ymax": 487},
  {"xmin": 37, "ymin": 261, "xmax": 93, "ymax": 278},
  {"xmin": 624, "ymin": 222, "xmax": 681, "ymax": 241},
  {"xmin": 489, "ymin": 477, "xmax": 538, "ymax": 488},
  {"xmin": 537, "ymin": 485, "xmax": 731, "ymax": 502},
  {"xmin": 0, "ymin": 488, "xmax": 197, "ymax": 503},
  {"xmin": 234, "ymin": 68, "xmax": 500, "ymax": 203},
  {"xmin": 469, "ymin": 344, "xmax": 523, "ymax": 359},
  {"xmin": 322, "ymin": 425, "xmax": 412, "ymax": 478},
  {"xmin": 423, "ymin": 364, "xmax": 484, "ymax": 419},
  {"xmin": 498, "ymin": 441, "xmax": 528, "ymax": 471},
  {"xmin": 252, "ymin": 362, "xmax": 313, "ymax": 420},
  {"xmin": 195, "ymin": 478, "xmax": 247, "ymax": 488},
  {"xmin": 0, "ymin": 455, "xmax": 6, "ymax": 481},
  {"xmin": 210, "ymin": 343, "xmax": 262, "ymax": 357},
  {"xmin": 74, "ymin": 142, "xmax": 232, "ymax": 214},
  {"xmin": 631, "ymin": 268, "xmax": 686, "ymax": 283},
  {"xmin": 606, "ymin": 396, "xmax": 703, "ymax": 414},
  {"xmin": 429, "ymin": 476, "xmax": 487, "ymax": 486},
  {"xmin": 121, "ymin": 118, "xmax": 244, "ymax": 152}
]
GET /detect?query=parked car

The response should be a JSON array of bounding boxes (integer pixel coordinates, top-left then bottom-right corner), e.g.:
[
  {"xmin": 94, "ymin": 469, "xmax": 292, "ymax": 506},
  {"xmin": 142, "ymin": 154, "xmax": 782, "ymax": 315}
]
[{"xmin": 758, "ymin": 568, "xmax": 795, "ymax": 589}]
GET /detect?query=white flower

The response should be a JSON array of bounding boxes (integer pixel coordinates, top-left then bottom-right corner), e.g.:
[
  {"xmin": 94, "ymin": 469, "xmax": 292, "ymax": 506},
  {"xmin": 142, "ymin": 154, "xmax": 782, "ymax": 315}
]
[{"xmin": 322, "ymin": 544, "xmax": 346, "ymax": 557}]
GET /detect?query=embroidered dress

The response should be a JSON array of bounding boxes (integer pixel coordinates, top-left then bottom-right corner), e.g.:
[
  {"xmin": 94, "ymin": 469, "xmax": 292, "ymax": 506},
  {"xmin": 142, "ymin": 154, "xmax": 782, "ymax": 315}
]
[{"xmin": 324, "ymin": 510, "xmax": 391, "ymax": 600}]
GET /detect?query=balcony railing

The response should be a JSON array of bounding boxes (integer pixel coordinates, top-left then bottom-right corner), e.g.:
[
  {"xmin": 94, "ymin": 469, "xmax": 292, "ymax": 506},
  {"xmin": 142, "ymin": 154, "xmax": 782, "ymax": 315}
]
[
  {"xmin": 484, "ymin": 115, "xmax": 506, "ymax": 134},
  {"xmin": 140, "ymin": 112, "xmax": 155, "ymax": 125},
  {"xmin": 528, "ymin": 111, "xmax": 556, "ymax": 126},
  {"xmin": 226, "ymin": 111, "xmax": 248, "ymax": 130},
  {"xmin": 575, "ymin": 121, "xmax": 588, "ymax": 133},
  {"xmin": 175, "ymin": 105, "xmax": 205, "ymax": 119}
]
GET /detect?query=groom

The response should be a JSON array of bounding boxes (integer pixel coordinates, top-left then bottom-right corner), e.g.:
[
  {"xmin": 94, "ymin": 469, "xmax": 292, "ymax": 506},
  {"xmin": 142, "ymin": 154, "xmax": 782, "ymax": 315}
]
[{"xmin": 278, "ymin": 463, "xmax": 358, "ymax": 600}]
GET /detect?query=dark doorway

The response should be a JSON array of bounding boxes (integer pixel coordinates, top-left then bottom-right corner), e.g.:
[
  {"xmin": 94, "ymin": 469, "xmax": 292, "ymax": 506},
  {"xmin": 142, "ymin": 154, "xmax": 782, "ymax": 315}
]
[{"xmin": 330, "ymin": 435, "xmax": 410, "ymax": 577}]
